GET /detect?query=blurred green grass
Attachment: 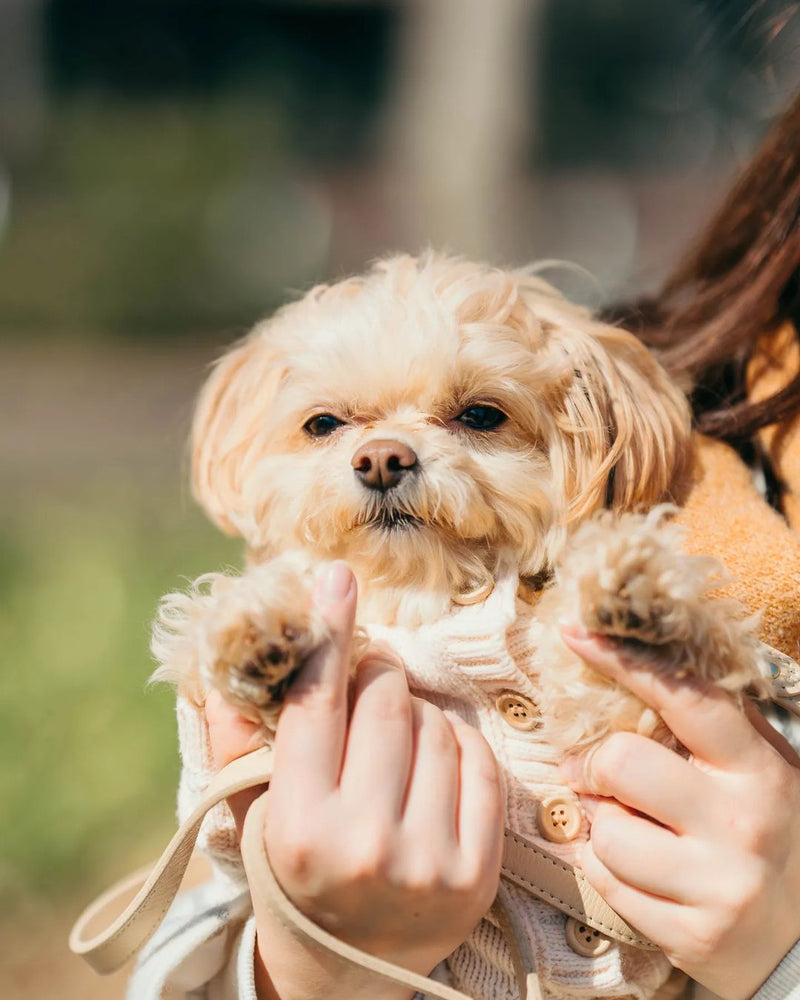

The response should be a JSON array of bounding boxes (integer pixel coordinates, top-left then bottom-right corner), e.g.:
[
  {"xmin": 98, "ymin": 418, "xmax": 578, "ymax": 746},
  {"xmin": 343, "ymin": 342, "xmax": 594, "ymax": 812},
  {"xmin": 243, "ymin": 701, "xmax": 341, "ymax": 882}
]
[{"xmin": 0, "ymin": 481, "xmax": 239, "ymax": 906}]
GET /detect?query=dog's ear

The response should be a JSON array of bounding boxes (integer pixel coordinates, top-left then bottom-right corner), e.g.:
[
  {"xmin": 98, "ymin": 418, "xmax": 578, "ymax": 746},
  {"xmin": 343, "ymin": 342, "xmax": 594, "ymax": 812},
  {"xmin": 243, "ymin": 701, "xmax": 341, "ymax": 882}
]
[
  {"xmin": 191, "ymin": 324, "xmax": 285, "ymax": 537},
  {"xmin": 546, "ymin": 321, "xmax": 693, "ymax": 521}
]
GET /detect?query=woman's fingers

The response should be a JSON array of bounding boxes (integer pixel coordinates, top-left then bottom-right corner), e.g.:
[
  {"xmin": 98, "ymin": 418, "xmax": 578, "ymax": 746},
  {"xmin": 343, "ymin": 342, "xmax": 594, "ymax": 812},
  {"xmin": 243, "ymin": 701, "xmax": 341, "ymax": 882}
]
[
  {"xmin": 578, "ymin": 840, "xmax": 687, "ymax": 955},
  {"xmin": 206, "ymin": 688, "xmax": 264, "ymax": 766},
  {"xmin": 271, "ymin": 562, "xmax": 357, "ymax": 800},
  {"xmin": 581, "ymin": 797, "xmax": 710, "ymax": 904},
  {"xmin": 207, "ymin": 562, "xmax": 357, "ymax": 828},
  {"xmin": 561, "ymin": 731, "xmax": 714, "ymax": 834},
  {"xmin": 402, "ymin": 698, "xmax": 461, "ymax": 846},
  {"xmin": 744, "ymin": 700, "xmax": 800, "ymax": 766},
  {"xmin": 553, "ymin": 628, "xmax": 800, "ymax": 999},
  {"xmin": 560, "ymin": 626, "xmax": 770, "ymax": 770},
  {"xmin": 447, "ymin": 712, "xmax": 505, "ymax": 881},
  {"xmin": 338, "ymin": 652, "xmax": 414, "ymax": 817}
]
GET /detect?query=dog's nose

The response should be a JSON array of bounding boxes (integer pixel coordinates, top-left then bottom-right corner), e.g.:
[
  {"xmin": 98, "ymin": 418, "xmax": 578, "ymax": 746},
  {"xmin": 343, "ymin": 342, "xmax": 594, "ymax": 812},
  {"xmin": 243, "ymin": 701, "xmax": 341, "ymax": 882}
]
[{"xmin": 351, "ymin": 439, "xmax": 418, "ymax": 491}]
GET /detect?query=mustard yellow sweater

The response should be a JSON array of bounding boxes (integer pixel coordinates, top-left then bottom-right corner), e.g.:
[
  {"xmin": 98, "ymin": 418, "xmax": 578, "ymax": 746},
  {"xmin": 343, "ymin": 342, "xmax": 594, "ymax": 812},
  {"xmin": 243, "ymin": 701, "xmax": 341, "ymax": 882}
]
[{"xmin": 677, "ymin": 324, "xmax": 800, "ymax": 661}]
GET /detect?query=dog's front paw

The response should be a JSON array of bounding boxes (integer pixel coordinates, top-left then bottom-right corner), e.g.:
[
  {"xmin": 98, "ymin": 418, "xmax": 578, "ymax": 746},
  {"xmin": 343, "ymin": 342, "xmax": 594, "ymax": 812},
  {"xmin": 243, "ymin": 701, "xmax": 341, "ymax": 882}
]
[
  {"xmin": 583, "ymin": 553, "xmax": 679, "ymax": 643},
  {"xmin": 566, "ymin": 508, "xmax": 705, "ymax": 646},
  {"xmin": 201, "ymin": 557, "xmax": 328, "ymax": 727},
  {"xmin": 212, "ymin": 607, "xmax": 317, "ymax": 715}
]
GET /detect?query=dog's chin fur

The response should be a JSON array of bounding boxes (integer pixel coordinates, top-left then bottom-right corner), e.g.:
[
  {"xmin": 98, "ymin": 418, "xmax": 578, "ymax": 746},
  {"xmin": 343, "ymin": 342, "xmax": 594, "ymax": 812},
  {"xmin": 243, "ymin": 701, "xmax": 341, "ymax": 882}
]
[
  {"xmin": 189, "ymin": 252, "xmax": 693, "ymax": 627},
  {"xmin": 240, "ymin": 434, "xmax": 560, "ymax": 625}
]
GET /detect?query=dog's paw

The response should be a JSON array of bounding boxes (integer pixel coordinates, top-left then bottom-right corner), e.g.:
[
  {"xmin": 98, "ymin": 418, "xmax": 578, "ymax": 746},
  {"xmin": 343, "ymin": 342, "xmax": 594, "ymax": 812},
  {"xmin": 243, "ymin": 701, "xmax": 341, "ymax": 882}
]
[
  {"xmin": 583, "ymin": 556, "xmax": 679, "ymax": 643},
  {"xmin": 566, "ymin": 508, "xmax": 706, "ymax": 646},
  {"xmin": 212, "ymin": 608, "xmax": 317, "ymax": 710},
  {"xmin": 200, "ymin": 558, "xmax": 328, "ymax": 725}
]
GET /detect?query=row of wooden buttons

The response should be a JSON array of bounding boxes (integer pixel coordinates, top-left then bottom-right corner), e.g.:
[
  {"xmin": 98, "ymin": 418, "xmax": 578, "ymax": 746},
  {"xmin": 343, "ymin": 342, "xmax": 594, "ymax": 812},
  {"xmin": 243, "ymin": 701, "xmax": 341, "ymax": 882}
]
[
  {"xmin": 496, "ymin": 692, "xmax": 615, "ymax": 958},
  {"xmin": 496, "ymin": 690, "xmax": 583, "ymax": 845}
]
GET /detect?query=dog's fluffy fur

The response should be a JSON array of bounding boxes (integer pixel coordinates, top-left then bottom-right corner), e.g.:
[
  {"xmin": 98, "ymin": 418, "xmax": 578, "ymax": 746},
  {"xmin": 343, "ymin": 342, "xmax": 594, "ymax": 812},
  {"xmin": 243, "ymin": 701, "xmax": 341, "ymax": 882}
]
[{"xmin": 153, "ymin": 252, "xmax": 768, "ymax": 748}]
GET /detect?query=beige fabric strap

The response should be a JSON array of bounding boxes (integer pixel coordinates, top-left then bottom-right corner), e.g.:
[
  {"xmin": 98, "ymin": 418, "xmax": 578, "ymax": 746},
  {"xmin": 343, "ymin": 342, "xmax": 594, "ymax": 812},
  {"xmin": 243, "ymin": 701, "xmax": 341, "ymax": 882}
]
[
  {"xmin": 69, "ymin": 744, "xmax": 654, "ymax": 989},
  {"xmin": 502, "ymin": 829, "xmax": 654, "ymax": 949},
  {"xmin": 69, "ymin": 746, "xmax": 275, "ymax": 974}
]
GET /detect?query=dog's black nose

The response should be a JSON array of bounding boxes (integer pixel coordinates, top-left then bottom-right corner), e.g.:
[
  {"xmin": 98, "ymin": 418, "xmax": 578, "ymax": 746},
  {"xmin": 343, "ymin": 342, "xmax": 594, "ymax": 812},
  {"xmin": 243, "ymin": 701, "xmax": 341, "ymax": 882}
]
[{"xmin": 351, "ymin": 439, "xmax": 418, "ymax": 491}]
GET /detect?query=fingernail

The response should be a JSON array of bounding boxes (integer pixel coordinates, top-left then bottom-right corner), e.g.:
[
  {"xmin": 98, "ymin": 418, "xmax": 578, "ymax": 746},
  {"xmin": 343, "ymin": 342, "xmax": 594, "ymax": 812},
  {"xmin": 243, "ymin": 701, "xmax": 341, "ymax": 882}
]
[
  {"xmin": 444, "ymin": 709, "xmax": 466, "ymax": 727},
  {"xmin": 560, "ymin": 624, "xmax": 615, "ymax": 658},
  {"xmin": 560, "ymin": 621, "xmax": 591, "ymax": 641},
  {"xmin": 317, "ymin": 561, "xmax": 354, "ymax": 602}
]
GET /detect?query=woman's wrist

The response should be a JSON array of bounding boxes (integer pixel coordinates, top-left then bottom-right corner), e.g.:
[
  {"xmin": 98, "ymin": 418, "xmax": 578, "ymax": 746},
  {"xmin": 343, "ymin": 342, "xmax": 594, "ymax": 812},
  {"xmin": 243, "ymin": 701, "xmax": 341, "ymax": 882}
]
[{"xmin": 253, "ymin": 924, "xmax": 415, "ymax": 1000}]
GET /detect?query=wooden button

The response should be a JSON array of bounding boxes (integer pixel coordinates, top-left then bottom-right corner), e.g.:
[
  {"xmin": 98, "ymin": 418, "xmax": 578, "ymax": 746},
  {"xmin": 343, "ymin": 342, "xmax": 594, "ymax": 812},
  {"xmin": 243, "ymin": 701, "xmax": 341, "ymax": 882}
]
[
  {"xmin": 452, "ymin": 579, "xmax": 494, "ymax": 605},
  {"xmin": 536, "ymin": 795, "xmax": 581, "ymax": 842},
  {"xmin": 565, "ymin": 917, "xmax": 612, "ymax": 957},
  {"xmin": 495, "ymin": 691, "xmax": 540, "ymax": 732}
]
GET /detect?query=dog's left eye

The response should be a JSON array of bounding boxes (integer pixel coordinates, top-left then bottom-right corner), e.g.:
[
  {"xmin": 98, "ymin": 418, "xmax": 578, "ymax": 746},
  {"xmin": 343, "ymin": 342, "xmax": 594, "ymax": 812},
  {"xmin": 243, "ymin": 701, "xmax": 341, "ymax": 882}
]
[
  {"xmin": 304, "ymin": 413, "xmax": 345, "ymax": 437},
  {"xmin": 456, "ymin": 405, "xmax": 508, "ymax": 431}
]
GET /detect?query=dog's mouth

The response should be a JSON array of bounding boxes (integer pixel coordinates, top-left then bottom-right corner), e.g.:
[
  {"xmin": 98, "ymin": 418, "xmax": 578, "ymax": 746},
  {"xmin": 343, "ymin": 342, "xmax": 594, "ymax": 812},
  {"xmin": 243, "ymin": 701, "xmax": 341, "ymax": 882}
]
[{"xmin": 356, "ymin": 507, "xmax": 424, "ymax": 532}]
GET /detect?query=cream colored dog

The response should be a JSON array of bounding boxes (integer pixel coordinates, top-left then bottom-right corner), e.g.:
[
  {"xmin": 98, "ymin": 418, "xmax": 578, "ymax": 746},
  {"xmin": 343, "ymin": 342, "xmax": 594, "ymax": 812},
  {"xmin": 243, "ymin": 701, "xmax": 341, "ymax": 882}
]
[{"xmin": 152, "ymin": 252, "xmax": 767, "ymax": 752}]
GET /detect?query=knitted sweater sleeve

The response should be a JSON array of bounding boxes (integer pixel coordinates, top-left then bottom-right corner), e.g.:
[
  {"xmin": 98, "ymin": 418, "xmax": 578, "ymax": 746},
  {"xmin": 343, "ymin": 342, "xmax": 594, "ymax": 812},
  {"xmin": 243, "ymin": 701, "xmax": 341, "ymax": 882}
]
[
  {"xmin": 752, "ymin": 943, "xmax": 800, "ymax": 1000},
  {"xmin": 124, "ymin": 877, "xmax": 259, "ymax": 1000}
]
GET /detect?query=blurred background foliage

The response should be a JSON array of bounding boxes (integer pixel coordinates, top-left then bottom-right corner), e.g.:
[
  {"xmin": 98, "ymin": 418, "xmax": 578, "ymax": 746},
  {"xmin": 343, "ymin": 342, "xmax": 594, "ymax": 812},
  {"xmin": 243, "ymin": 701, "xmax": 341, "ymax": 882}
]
[
  {"xmin": 2, "ymin": 1, "xmax": 799, "ymax": 996},
  {"xmin": 0, "ymin": 484, "xmax": 235, "ymax": 897}
]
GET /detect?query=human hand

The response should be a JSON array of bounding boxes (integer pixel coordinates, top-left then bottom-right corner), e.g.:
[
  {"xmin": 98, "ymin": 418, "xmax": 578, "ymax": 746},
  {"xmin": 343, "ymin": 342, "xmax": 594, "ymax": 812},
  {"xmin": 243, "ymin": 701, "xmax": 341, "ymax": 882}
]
[
  {"xmin": 559, "ymin": 625, "xmax": 800, "ymax": 1000},
  {"xmin": 206, "ymin": 562, "xmax": 504, "ymax": 1000}
]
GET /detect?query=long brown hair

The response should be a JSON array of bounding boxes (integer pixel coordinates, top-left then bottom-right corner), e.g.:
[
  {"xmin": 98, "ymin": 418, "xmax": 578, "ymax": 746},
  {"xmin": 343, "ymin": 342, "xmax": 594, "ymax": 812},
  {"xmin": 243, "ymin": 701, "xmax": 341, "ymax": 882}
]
[{"xmin": 608, "ymin": 92, "xmax": 800, "ymax": 440}]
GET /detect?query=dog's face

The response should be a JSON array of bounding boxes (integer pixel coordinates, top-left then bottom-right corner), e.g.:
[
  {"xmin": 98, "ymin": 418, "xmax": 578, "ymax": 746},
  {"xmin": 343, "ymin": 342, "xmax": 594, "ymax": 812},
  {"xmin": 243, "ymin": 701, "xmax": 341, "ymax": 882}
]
[{"xmin": 192, "ymin": 255, "xmax": 691, "ymax": 607}]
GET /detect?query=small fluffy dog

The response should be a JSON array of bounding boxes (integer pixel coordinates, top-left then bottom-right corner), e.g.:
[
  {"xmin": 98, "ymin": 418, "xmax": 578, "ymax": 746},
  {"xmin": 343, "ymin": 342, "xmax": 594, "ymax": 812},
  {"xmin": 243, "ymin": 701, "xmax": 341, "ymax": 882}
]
[
  {"xmin": 153, "ymin": 253, "xmax": 766, "ymax": 754},
  {"xmin": 153, "ymin": 253, "xmax": 775, "ymax": 997}
]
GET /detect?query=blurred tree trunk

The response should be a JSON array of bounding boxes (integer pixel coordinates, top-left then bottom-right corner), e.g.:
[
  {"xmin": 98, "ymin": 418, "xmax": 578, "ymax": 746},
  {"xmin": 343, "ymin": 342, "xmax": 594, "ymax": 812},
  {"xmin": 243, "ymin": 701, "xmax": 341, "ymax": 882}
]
[{"xmin": 386, "ymin": 0, "xmax": 545, "ymax": 260}]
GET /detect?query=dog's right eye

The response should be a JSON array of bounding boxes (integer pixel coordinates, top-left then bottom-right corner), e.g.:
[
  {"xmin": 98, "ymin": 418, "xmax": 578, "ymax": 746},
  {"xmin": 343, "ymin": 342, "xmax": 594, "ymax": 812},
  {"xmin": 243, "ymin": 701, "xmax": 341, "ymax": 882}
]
[{"xmin": 304, "ymin": 413, "xmax": 345, "ymax": 437}]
